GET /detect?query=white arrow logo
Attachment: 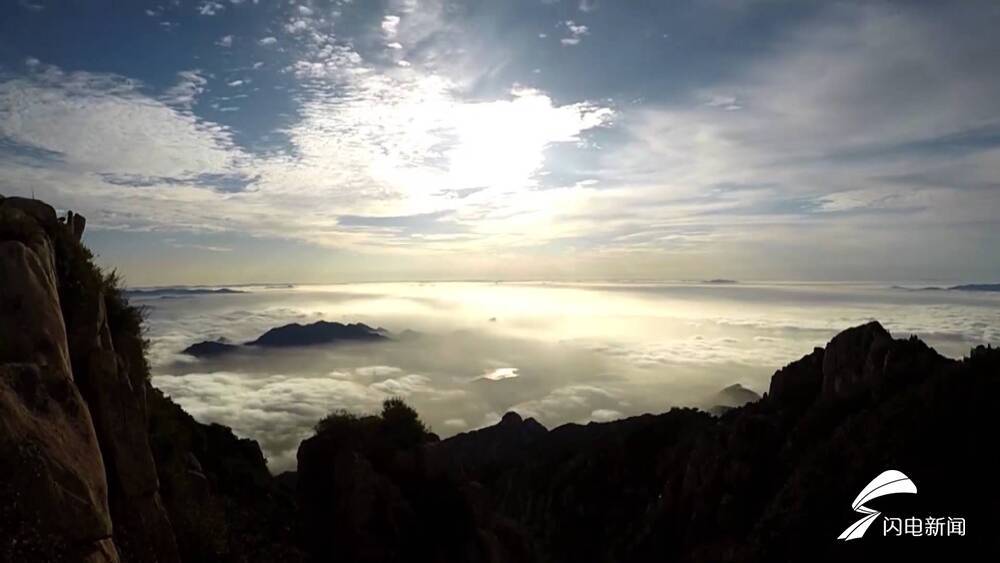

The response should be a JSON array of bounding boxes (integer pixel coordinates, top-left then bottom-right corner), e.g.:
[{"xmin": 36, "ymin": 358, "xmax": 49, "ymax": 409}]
[{"xmin": 838, "ymin": 469, "xmax": 918, "ymax": 541}]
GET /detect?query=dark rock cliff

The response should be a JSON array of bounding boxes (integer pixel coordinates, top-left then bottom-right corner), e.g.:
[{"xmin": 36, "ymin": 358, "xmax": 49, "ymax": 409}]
[
  {"xmin": 0, "ymin": 196, "xmax": 299, "ymax": 562},
  {"xmin": 420, "ymin": 322, "xmax": 1000, "ymax": 562}
]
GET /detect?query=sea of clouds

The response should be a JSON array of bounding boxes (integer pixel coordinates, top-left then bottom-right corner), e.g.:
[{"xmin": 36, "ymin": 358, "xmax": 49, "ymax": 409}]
[{"xmin": 141, "ymin": 281, "xmax": 1000, "ymax": 471}]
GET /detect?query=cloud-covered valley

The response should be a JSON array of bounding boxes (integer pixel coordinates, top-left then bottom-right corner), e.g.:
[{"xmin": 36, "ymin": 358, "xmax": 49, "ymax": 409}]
[{"xmin": 143, "ymin": 281, "xmax": 1000, "ymax": 471}]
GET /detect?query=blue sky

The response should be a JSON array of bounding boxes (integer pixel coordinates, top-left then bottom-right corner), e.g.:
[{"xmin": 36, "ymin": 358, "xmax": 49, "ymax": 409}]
[{"xmin": 1, "ymin": 0, "xmax": 998, "ymax": 284}]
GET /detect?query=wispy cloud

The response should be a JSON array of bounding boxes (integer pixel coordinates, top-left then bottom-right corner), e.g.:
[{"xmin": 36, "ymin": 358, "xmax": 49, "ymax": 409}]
[
  {"xmin": 560, "ymin": 20, "xmax": 589, "ymax": 46},
  {"xmin": 198, "ymin": 2, "xmax": 225, "ymax": 17}
]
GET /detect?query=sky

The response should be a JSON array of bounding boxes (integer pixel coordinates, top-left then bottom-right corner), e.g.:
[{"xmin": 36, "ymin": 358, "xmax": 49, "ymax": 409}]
[{"xmin": 1, "ymin": 0, "xmax": 998, "ymax": 285}]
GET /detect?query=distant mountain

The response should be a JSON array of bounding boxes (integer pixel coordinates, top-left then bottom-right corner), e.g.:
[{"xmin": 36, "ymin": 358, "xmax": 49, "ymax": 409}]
[
  {"xmin": 703, "ymin": 383, "xmax": 761, "ymax": 415},
  {"xmin": 181, "ymin": 321, "xmax": 389, "ymax": 357},
  {"xmin": 893, "ymin": 283, "xmax": 1000, "ymax": 292},
  {"xmin": 949, "ymin": 283, "xmax": 1000, "ymax": 292},
  {"xmin": 126, "ymin": 287, "xmax": 246, "ymax": 297},
  {"xmin": 181, "ymin": 339, "xmax": 241, "ymax": 358},
  {"xmin": 248, "ymin": 321, "xmax": 388, "ymax": 347},
  {"xmin": 703, "ymin": 278, "xmax": 739, "ymax": 284}
]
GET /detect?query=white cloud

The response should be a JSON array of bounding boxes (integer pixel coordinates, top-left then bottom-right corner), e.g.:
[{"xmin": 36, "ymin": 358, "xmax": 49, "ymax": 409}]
[
  {"xmin": 561, "ymin": 20, "xmax": 589, "ymax": 46},
  {"xmin": 0, "ymin": 65, "xmax": 237, "ymax": 178},
  {"xmin": 590, "ymin": 408, "xmax": 622, "ymax": 422},
  {"xmin": 480, "ymin": 367, "xmax": 519, "ymax": 381},
  {"xmin": 285, "ymin": 20, "xmax": 309, "ymax": 34},
  {"xmin": 381, "ymin": 14, "xmax": 401, "ymax": 38},
  {"xmin": 198, "ymin": 1, "xmax": 225, "ymax": 16},
  {"xmin": 258, "ymin": 36, "xmax": 277, "ymax": 46},
  {"xmin": 216, "ymin": 34, "xmax": 234, "ymax": 48},
  {"xmin": 161, "ymin": 70, "xmax": 208, "ymax": 109}
]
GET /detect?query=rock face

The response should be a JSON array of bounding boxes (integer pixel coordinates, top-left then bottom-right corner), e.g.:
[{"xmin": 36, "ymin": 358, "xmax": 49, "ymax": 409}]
[
  {"xmin": 819, "ymin": 320, "xmax": 893, "ymax": 398},
  {"xmin": 1, "ymin": 196, "xmax": 298, "ymax": 562},
  {"xmin": 0, "ymin": 198, "xmax": 120, "ymax": 562},
  {"xmin": 767, "ymin": 346, "xmax": 824, "ymax": 407}
]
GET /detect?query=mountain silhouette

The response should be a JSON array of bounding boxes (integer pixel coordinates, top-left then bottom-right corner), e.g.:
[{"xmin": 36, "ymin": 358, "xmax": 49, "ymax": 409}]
[{"xmin": 182, "ymin": 321, "xmax": 389, "ymax": 357}]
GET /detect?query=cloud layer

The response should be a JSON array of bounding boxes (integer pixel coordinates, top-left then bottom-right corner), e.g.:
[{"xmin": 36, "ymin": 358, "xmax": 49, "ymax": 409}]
[{"xmin": 143, "ymin": 281, "xmax": 1000, "ymax": 471}]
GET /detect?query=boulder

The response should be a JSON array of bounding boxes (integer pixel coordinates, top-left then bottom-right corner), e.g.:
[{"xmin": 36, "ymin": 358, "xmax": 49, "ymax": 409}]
[{"xmin": 2, "ymin": 196, "xmax": 59, "ymax": 232}]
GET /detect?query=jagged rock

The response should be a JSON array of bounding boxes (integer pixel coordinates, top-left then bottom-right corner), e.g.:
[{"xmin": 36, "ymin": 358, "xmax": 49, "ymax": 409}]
[
  {"xmin": 820, "ymin": 320, "xmax": 893, "ymax": 398},
  {"xmin": 297, "ymin": 402, "xmax": 534, "ymax": 562},
  {"xmin": 148, "ymin": 388, "xmax": 304, "ymax": 562},
  {"xmin": 430, "ymin": 411, "xmax": 548, "ymax": 477},
  {"xmin": 767, "ymin": 347, "xmax": 824, "ymax": 407},
  {"xmin": 67, "ymin": 210, "xmax": 87, "ymax": 241},
  {"xmin": 432, "ymin": 324, "xmax": 1000, "ymax": 562}
]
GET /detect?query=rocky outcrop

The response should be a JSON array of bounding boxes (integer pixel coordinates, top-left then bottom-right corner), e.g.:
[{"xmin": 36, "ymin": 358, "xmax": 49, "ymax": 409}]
[
  {"xmin": 296, "ymin": 400, "xmax": 533, "ymax": 563},
  {"xmin": 429, "ymin": 411, "xmax": 548, "ymax": 479},
  {"xmin": 433, "ymin": 326, "xmax": 1000, "ymax": 562},
  {"xmin": 61, "ymin": 273, "xmax": 179, "ymax": 562},
  {"xmin": 1, "ymin": 196, "xmax": 303, "ymax": 562},
  {"xmin": 768, "ymin": 320, "xmax": 952, "ymax": 408},
  {"xmin": 0, "ymin": 198, "xmax": 119, "ymax": 562},
  {"xmin": 767, "ymin": 346, "xmax": 824, "ymax": 407},
  {"xmin": 148, "ymin": 388, "xmax": 303, "ymax": 562},
  {"xmin": 819, "ymin": 320, "xmax": 893, "ymax": 398}
]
